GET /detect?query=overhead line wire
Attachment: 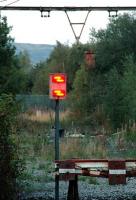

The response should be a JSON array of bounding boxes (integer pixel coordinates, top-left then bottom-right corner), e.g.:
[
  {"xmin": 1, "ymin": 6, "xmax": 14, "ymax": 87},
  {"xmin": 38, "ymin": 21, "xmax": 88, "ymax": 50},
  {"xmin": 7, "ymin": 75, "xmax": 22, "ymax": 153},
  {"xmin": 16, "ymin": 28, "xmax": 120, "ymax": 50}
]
[
  {"xmin": 0, "ymin": 0, "xmax": 7, "ymax": 3},
  {"xmin": 4, "ymin": 0, "xmax": 20, "ymax": 7},
  {"xmin": 0, "ymin": 0, "xmax": 21, "ymax": 19}
]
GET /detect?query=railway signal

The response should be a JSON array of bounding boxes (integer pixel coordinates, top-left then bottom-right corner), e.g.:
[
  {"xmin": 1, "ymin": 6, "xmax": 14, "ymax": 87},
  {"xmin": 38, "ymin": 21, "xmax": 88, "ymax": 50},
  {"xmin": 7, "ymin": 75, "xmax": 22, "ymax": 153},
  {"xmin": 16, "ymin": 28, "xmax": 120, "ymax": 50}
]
[
  {"xmin": 49, "ymin": 73, "xmax": 67, "ymax": 200},
  {"xmin": 85, "ymin": 50, "xmax": 95, "ymax": 69},
  {"xmin": 49, "ymin": 73, "xmax": 67, "ymax": 100}
]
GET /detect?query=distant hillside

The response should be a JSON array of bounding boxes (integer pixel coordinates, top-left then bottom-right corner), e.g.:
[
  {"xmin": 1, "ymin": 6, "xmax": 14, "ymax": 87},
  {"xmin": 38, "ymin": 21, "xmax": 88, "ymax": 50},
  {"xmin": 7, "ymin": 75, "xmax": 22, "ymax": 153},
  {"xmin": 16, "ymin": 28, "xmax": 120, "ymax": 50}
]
[{"xmin": 14, "ymin": 43, "xmax": 54, "ymax": 64}]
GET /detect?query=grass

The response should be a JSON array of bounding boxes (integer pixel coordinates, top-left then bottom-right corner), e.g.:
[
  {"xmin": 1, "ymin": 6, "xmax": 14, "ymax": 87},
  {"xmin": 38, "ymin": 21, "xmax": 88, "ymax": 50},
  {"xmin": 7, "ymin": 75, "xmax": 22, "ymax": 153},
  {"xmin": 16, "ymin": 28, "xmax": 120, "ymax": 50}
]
[
  {"xmin": 22, "ymin": 110, "xmax": 69, "ymax": 123},
  {"xmin": 60, "ymin": 137, "xmax": 107, "ymax": 159},
  {"xmin": 18, "ymin": 111, "xmax": 108, "ymax": 161},
  {"xmin": 17, "ymin": 112, "xmax": 108, "ymax": 193},
  {"xmin": 19, "ymin": 159, "xmax": 54, "ymax": 193},
  {"xmin": 18, "ymin": 111, "xmax": 136, "ymax": 161},
  {"xmin": 17, "ymin": 111, "xmax": 136, "ymax": 194}
]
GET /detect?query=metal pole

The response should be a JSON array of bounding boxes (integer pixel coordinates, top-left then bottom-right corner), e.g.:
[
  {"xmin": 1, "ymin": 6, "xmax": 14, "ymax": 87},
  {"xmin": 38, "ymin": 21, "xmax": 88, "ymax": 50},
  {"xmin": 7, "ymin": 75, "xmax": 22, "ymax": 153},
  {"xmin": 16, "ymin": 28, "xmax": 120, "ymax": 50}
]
[
  {"xmin": 67, "ymin": 176, "xmax": 79, "ymax": 200},
  {"xmin": 55, "ymin": 99, "xmax": 60, "ymax": 200}
]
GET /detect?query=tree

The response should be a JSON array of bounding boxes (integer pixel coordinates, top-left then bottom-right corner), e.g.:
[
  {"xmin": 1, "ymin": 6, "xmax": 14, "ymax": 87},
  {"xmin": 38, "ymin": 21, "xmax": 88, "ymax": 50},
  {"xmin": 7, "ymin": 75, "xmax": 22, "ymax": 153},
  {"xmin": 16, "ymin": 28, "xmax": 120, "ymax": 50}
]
[
  {"xmin": 15, "ymin": 50, "xmax": 33, "ymax": 93},
  {"xmin": 87, "ymin": 13, "xmax": 136, "ymax": 130},
  {"xmin": 103, "ymin": 68, "xmax": 124, "ymax": 129},
  {"xmin": 0, "ymin": 94, "xmax": 23, "ymax": 200},
  {"xmin": 32, "ymin": 62, "xmax": 50, "ymax": 94},
  {"xmin": 0, "ymin": 17, "xmax": 28, "ymax": 94},
  {"xmin": 0, "ymin": 17, "xmax": 24, "ymax": 199},
  {"xmin": 69, "ymin": 65, "xmax": 96, "ymax": 125},
  {"xmin": 0, "ymin": 17, "xmax": 15, "ymax": 93},
  {"xmin": 16, "ymin": 50, "xmax": 32, "ymax": 73},
  {"xmin": 67, "ymin": 43, "xmax": 92, "ymax": 90},
  {"xmin": 90, "ymin": 13, "xmax": 136, "ymax": 74},
  {"xmin": 46, "ymin": 41, "xmax": 70, "ymax": 73},
  {"xmin": 121, "ymin": 55, "xmax": 136, "ymax": 124}
]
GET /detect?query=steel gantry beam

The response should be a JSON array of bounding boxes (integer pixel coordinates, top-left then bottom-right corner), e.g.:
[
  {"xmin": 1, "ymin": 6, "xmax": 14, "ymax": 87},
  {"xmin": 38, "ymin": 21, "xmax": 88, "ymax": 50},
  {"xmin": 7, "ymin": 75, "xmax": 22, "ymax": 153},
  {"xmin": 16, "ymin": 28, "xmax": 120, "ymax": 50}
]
[
  {"xmin": 0, "ymin": 6, "xmax": 136, "ymax": 11},
  {"xmin": 0, "ymin": 6, "xmax": 136, "ymax": 43}
]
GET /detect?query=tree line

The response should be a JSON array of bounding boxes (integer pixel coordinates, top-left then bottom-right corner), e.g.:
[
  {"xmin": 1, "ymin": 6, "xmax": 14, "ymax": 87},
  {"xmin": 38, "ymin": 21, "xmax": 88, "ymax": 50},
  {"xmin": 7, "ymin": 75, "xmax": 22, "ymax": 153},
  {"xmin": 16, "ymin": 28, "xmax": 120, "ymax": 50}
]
[
  {"xmin": 31, "ymin": 13, "xmax": 136, "ymax": 131},
  {"xmin": 1, "ymin": 13, "xmax": 136, "ymax": 132}
]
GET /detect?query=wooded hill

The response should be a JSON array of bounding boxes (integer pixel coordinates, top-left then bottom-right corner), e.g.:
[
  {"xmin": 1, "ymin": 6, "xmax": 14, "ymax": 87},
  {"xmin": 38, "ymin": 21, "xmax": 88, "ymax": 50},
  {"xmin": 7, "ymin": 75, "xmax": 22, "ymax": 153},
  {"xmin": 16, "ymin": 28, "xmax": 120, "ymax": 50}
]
[{"xmin": 15, "ymin": 43, "xmax": 54, "ymax": 64}]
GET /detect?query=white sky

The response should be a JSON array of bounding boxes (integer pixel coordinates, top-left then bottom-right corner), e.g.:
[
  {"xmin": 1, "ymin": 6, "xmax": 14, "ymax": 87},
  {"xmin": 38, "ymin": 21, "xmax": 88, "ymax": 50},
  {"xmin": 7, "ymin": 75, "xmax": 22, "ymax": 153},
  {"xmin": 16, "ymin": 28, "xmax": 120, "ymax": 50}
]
[{"xmin": 0, "ymin": 0, "xmax": 136, "ymax": 45}]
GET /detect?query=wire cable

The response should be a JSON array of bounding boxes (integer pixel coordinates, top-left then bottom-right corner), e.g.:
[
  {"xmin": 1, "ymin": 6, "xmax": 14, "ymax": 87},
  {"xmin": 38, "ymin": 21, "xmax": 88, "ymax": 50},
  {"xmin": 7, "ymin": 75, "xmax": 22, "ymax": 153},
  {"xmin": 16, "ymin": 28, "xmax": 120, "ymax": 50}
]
[
  {"xmin": 0, "ymin": 0, "xmax": 20, "ymax": 19},
  {"xmin": 5, "ymin": 0, "xmax": 20, "ymax": 6},
  {"xmin": 0, "ymin": 0, "xmax": 7, "ymax": 2}
]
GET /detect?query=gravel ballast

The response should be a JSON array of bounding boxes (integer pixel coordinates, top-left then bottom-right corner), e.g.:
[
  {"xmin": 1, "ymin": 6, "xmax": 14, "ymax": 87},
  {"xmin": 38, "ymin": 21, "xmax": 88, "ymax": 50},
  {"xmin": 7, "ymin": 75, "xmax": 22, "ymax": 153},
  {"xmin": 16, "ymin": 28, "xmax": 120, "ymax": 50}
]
[{"xmin": 20, "ymin": 177, "xmax": 136, "ymax": 200}]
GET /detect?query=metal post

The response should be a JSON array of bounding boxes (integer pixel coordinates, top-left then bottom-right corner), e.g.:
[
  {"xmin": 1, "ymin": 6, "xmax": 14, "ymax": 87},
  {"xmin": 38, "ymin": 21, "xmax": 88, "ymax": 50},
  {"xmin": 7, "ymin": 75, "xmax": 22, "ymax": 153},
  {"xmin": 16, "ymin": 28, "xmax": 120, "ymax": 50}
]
[
  {"xmin": 55, "ymin": 99, "xmax": 60, "ymax": 200},
  {"xmin": 67, "ymin": 176, "xmax": 79, "ymax": 200}
]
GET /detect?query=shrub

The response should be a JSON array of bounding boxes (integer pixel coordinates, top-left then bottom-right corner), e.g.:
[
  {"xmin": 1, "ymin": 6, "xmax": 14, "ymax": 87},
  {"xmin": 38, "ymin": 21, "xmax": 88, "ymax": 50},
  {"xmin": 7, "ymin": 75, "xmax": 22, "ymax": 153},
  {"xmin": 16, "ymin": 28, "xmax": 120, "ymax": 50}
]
[{"xmin": 0, "ymin": 94, "xmax": 23, "ymax": 200}]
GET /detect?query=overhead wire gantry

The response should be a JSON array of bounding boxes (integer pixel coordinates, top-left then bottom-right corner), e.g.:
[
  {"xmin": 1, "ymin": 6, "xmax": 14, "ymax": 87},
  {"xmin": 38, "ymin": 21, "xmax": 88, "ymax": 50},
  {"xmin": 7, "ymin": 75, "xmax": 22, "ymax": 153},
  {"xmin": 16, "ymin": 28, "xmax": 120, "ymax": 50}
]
[
  {"xmin": 0, "ymin": 6, "xmax": 136, "ymax": 11},
  {"xmin": 0, "ymin": 5, "xmax": 136, "ymax": 42}
]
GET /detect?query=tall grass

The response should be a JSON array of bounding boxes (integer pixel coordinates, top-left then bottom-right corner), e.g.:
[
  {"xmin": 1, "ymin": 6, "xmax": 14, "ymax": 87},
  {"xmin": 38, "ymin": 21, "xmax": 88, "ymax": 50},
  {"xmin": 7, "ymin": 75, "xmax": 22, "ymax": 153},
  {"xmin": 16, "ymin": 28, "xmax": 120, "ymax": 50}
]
[
  {"xmin": 18, "ymin": 111, "xmax": 136, "ymax": 161},
  {"xmin": 60, "ymin": 137, "xmax": 107, "ymax": 159},
  {"xmin": 22, "ymin": 110, "xmax": 69, "ymax": 124},
  {"xmin": 17, "ymin": 111, "xmax": 109, "ymax": 162}
]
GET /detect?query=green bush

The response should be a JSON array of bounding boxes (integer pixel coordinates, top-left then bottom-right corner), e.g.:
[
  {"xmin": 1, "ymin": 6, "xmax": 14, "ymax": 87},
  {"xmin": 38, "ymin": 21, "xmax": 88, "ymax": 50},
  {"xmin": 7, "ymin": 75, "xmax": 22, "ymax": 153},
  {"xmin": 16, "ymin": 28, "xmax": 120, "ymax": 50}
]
[{"xmin": 0, "ymin": 94, "xmax": 23, "ymax": 200}]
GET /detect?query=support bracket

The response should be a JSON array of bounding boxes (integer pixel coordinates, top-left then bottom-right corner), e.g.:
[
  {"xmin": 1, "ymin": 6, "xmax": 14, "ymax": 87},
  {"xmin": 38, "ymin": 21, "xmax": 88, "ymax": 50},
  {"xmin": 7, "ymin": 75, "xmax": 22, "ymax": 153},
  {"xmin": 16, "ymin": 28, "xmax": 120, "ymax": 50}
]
[
  {"xmin": 65, "ymin": 10, "xmax": 90, "ymax": 43},
  {"xmin": 108, "ymin": 10, "xmax": 118, "ymax": 17},
  {"xmin": 67, "ymin": 176, "xmax": 79, "ymax": 200}
]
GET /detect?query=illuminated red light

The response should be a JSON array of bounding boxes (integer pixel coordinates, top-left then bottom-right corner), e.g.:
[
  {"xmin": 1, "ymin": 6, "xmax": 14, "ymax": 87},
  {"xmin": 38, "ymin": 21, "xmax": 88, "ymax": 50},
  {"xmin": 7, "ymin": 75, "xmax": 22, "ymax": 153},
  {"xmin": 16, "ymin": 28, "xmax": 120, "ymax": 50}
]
[
  {"xmin": 52, "ymin": 90, "xmax": 65, "ymax": 97},
  {"xmin": 49, "ymin": 73, "xmax": 67, "ymax": 99},
  {"xmin": 52, "ymin": 75, "xmax": 66, "ymax": 83}
]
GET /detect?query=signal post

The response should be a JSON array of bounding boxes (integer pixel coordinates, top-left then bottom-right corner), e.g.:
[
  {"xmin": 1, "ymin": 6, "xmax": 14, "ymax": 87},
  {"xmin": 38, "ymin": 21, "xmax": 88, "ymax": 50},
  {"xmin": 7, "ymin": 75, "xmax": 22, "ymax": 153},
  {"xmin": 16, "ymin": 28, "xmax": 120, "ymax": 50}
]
[{"xmin": 49, "ymin": 73, "xmax": 67, "ymax": 200}]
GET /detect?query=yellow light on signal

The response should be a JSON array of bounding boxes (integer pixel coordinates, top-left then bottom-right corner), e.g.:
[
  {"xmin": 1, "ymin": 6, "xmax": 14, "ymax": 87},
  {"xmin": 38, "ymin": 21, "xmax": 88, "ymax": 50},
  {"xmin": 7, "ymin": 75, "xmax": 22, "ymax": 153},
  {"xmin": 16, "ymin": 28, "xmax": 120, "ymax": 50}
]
[
  {"xmin": 49, "ymin": 73, "xmax": 67, "ymax": 99},
  {"xmin": 52, "ymin": 75, "xmax": 65, "ymax": 83},
  {"xmin": 52, "ymin": 90, "xmax": 65, "ymax": 97}
]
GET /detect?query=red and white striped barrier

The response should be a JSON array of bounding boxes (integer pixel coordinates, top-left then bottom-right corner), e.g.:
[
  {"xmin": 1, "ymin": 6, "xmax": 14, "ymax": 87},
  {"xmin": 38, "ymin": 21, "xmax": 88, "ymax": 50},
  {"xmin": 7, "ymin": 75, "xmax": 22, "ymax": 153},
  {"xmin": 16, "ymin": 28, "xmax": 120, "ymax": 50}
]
[{"xmin": 55, "ymin": 159, "xmax": 136, "ymax": 185}]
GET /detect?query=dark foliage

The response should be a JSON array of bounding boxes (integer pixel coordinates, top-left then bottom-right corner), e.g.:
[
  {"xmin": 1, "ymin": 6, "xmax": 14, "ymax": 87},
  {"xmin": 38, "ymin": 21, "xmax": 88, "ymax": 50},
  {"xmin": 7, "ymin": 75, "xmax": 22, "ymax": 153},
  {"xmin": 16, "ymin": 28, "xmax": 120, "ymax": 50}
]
[{"xmin": 0, "ymin": 94, "xmax": 23, "ymax": 200}]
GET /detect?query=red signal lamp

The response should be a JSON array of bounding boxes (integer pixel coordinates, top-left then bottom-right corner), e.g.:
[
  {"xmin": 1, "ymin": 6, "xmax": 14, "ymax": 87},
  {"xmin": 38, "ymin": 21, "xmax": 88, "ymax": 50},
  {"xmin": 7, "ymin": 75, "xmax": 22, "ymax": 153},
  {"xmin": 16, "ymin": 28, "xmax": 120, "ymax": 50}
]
[
  {"xmin": 52, "ymin": 74, "xmax": 66, "ymax": 83},
  {"xmin": 52, "ymin": 90, "xmax": 66, "ymax": 98},
  {"xmin": 49, "ymin": 73, "xmax": 67, "ymax": 100}
]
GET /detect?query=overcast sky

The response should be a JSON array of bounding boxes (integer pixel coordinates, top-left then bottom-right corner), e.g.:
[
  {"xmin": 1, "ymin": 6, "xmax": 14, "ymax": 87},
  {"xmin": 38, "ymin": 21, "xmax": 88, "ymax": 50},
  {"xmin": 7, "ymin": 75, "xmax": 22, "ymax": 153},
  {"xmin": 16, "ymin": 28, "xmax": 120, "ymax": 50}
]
[{"xmin": 0, "ymin": 0, "xmax": 136, "ymax": 45}]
